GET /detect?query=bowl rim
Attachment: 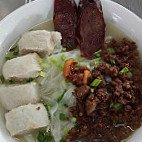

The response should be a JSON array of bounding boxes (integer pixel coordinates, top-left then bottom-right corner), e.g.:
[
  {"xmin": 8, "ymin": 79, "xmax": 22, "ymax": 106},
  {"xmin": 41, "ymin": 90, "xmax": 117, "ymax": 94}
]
[{"xmin": 0, "ymin": 0, "xmax": 142, "ymax": 25}]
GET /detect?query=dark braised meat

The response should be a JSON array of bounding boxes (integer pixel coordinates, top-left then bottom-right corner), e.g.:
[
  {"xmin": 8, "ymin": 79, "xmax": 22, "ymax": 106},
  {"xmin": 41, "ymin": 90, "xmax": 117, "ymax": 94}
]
[
  {"xmin": 66, "ymin": 39, "xmax": 142, "ymax": 142},
  {"xmin": 54, "ymin": 0, "xmax": 77, "ymax": 50},
  {"xmin": 77, "ymin": 0, "xmax": 106, "ymax": 59}
]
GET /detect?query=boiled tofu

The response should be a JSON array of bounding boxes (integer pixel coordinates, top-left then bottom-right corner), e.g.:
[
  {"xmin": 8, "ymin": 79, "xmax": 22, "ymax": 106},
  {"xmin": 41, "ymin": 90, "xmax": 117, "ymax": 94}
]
[
  {"xmin": 0, "ymin": 82, "xmax": 40, "ymax": 110},
  {"xmin": 18, "ymin": 30, "xmax": 62, "ymax": 56},
  {"xmin": 2, "ymin": 53, "xmax": 42, "ymax": 81},
  {"xmin": 5, "ymin": 103, "xmax": 50, "ymax": 137}
]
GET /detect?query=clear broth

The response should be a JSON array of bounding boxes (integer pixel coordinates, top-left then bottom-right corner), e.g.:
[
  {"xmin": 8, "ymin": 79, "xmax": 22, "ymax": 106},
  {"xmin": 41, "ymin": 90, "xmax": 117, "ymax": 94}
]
[{"xmin": 6, "ymin": 20, "xmax": 129, "ymax": 142}]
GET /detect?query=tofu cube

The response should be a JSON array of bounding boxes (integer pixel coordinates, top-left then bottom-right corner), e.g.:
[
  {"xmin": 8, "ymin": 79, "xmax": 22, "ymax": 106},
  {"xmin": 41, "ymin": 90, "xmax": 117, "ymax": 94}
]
[
  {"xmin": 0, "ymin": 82, "xmax": 40, "ymax": 110},
  {"xmin": 18, "ymin": 30, "xmax": 62, "ymax": 56},
  {"xmin": 5, "ymin": 103, "xmax": 50, "ymax": 137},
  {"xmin": 2, "ymin": 53, "xmax": 42, "ymax": 81}
]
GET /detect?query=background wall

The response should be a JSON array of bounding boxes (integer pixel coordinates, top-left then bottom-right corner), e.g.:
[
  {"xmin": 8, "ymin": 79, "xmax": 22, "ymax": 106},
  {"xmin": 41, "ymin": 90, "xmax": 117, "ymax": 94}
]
[{"xmin": 0, "ymin": 0, "xmax": 142, "ymax": 20}]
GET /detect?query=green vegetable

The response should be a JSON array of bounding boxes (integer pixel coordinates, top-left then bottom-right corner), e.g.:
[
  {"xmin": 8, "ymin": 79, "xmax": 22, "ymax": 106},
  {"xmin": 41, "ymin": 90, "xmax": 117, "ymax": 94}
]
[
  {"xmin": 62, "ymin": 48, "xmax": 66, "ymax": 52},
  {"xmin": 60, "ymin": 54, "xmax": 66, "ymax": 61},
  {"xmin": 110, "ymin": 103, "xmax": 122, "ymax": 109},
  {"xmin": 112, "ymin": 120, "xmax": 117, "ymax": 124},
  {"xmin": 44, "ymin": 134, "xmax": 53, "ymax": 142},
  {"xmin": 60, "ymin": 138, "xmax": 65, "ymax": 142},
  {"xmin": 50, "ymin": 57, "xmax": 57, "ymax": 63},
  {"xmin": 13, "ymin": 51, "xmax": 19, "ymax": 56},
  {"xmin": 107, "ymin": 48, "xmax": 115, "ymax": 54},
  {"xmin": 74, "ymin": 64, "xmax": 80, "ymax": 67},
  {"xmin": 74, "ymin": 124, "xmax": 80, "ymax": 128},
  {"xmin": 57, "ymin": 89, "xmax": 67, "ymax": 103},
  {"xmin": 64, "ymin": 104, "xmax": 69, "ymax": 108},
  {"xmin": 56, "ymin": 62, "xmax": 63, "ymax": 71},
  {"xmin": 37, "ymin": 131, "xmax": 53, "ymax": 142},
  {"xmin": 37, "ymin": 131, "xmax": 44, "ymax": 142},
  {"xmin": 90, "ymin": 88, "xmax": 94, "ymax": 93},
  {"xmin": 70, "ymin": 117, "xmax": 76, "ymax": 123},
  {"xmin": 66, "ymin": 44, "xmax": 72, "ymax": 49},
  {"xmin": 59, "ymin": 113, "xmax": 66, "ymax": 120},
  {"xmin": 5, "ymin": 56, "xmax": 11, "ymax": 61},
  {"xmin": 76, "ymin": 57, "xmax": 84, "ymax": 62},
  {"xmin": 127, "ymin": 72, "xmax": 133, "ymax": 79},
  {"xmin": 94, "ymin": 50, "xmax": 102, "ymax": 58},
  {"xmin": 110, "ymin": 59, "xmax": 115, "ymax": 65},
  {"xmin": 94, "ymin": 60, "xmax": 100, "ymax": 66},
  {"xmin": 0, "ymin": 75, "xmax": 4, "ymax": 83},
  {"xmin": 45, "ymin": 105, "xmax": 52, "ymax": 111},
  {"xmin": 29, "ymin": 29, "xmax": 33, "ymax": 31},
  {"xmin": 90, "ymin": 79, "xmax": 102, "ymax": 87},
  {"xmin": 50, "ymin": 57, "xmax": 63, "ymax": 71},
  {"xmin": 40, "ymin": 71, "xmax": 46, "ymax": 77},
  {"xmin": 27, "ymin": 78, "xmax": 34, "ymax": 83},
  {"xmin": 119, "ymin": 67, "xmax": 129, "ymax": 75},
  {"xmin": 63, "ymin": 127, "xmax": 68, "ymax": 135},
  {"xmin": 86, "ymin": 65, "xmax": 91, "ymax": 69},
  {"xmin": 39, "ymin": 59, "xmax": 51, "ymax": 69},
  {"xmin": 9, "ymin": 80, "xmax": 15, "ymax": 84}
]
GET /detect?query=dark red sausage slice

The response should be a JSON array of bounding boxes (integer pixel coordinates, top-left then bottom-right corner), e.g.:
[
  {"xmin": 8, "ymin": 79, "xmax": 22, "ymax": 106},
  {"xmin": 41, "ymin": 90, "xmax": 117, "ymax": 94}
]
[
  {"xmin": 77, "ymin": 0, "xmax": 106, "ymax": 59},
  {"xmin": 53, "ymin": 0, "xmax": 77, "ymax": 50}
]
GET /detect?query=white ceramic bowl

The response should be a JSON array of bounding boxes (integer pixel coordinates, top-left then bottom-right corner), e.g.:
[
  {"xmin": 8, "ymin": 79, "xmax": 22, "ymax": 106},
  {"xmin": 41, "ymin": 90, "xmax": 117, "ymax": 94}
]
[{"xmin": 0, "ymin": 0, "xmax": 142, "ymax": 141}]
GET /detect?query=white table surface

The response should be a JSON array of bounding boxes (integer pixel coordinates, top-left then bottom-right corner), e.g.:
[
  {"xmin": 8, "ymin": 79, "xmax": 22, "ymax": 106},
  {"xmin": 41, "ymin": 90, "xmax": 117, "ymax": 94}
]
[{"xmin": 0, "ymin": 0, "xmax": 142, "ymax": 20}]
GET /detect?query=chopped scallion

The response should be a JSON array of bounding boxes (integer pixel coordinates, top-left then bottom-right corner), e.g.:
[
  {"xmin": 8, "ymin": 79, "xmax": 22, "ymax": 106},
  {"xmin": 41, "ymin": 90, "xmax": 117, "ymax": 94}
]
[
  {"xmin": 63, "ymin": 127, "xmax": 68, "ymax": 135},
  {"xmin": 86, "ymin": 65, "xmax": 91, "ymax": 69},
  {"xmin": 56, "ymin": 62, "xmax": 63, "ymax": 71},
  {"xmin": 94, "ymin": 60, "xmax": 100, "ymax": 66},
  {"xmin": 13, "ymin": 51, "xmax": 19, "ymax": 56},
  {"xmin": 62, "ymin": 48, "xmax": 66, "ymax": 52},
  {"xmin": 90, "ymin": 88, "xmax": 94, "ymax": 93},
  {"xmin": 59, "ymin": 113, "xmax": 66, "ymax": 120},
  {"xmin": 64, "ymin": 104, "xmax": 69, "ymax": 108},
  {"xmin": 108, "ymin": 48, "xmax": 115, "ymax": 54},
  {"xmin": 110, "ymin": 103, "xmax": 122, "ymax": 109},
  {"xmin": 37, "ymin": 131, "xmax": 44, "ymax": 142},
  {"xmin": 44, "ymin": 134, "xmax": 53, "ymax": 141},
  {"xmin": 70, "ymin": 117, "xmax": 76, "ymax": 123},
  {"xmin": 66, "ymin": 44, "xmax": 72, "ymax": 49},
  {"xmin": 119, "ymin": 67, "xmax": 129, "ymax": 75},
  {"xmin": 94, "ymin": 50, "xmax": 102, "ymax": 58},
  {"xmin": 5, "ymin": 56, "xmax": 11, "ymax": 61},
  {"xmin": 57, "ymin": 89, "xmax": 67, "ymax": 103},
  {"xmin": 110, "ymin": 59, "xmax": 115, "ymax": 65},
  {"xmin": 37, "ymin": 131, "xmax": 53, "ymax": 142},
  {"xmin": 27, "ymin": 78, "xmax": 34, "ymax": 83},
  {"xmin": 50, "ymin": 57, "xmax": 57, "ymax": 63},
  {"xmin": 9, "ymin": 80, "xmax": 15, "ymax": 84},
  {"xmin": 76, "ymin": 57, "xmax": 84, "ymax": 62},
  {"xmin": 112, "ymin": 120, "xmax": 117, "ymax": 124},
  {"xmin": 40, "ymin": 71, "xmax": 46, "ymax": 77},
  {"xmin": 74, "ymin": 124, "xmax": 80, "ymax": 128},
  {"xmin": 60, "ymin": 138, "xmax": 65, "ymax": 142},
  {"xmin": 60, "ymin": 54, "xmax": 66, "ymax": 61},
  {"xmin": 90, "ymin": 79, "xmax": 102, "ymax": 87},
  {"xmin": 74, "ymin": 64, "xmax": 80, "ymax": 67},
  {"xmin": 39, "ymin": 59, "xmax": 45, "ymax": 64},
  {"xmin": 0, "ymin": 75, "xmax": 4, "ymax": 83},
  {"xmin": 45, "ymin": 105, "xmax": 52, "ymax": 111}
]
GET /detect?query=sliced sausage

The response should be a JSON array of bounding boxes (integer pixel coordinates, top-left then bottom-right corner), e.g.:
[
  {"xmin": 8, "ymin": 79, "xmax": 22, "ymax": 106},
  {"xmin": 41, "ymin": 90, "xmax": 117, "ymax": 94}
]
[
  {"xmin": 77, "ymin": 0, "xmax": 106, "ymax": 59},
  {"xmin": 54, "ymin": 0, "xmax": 77, "ymax": 50}
]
